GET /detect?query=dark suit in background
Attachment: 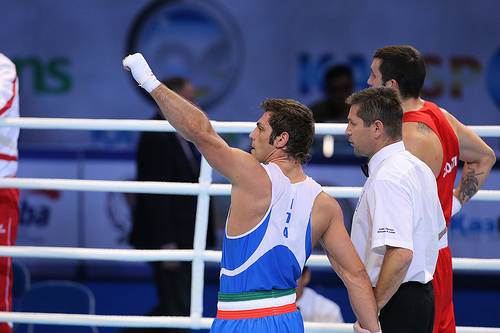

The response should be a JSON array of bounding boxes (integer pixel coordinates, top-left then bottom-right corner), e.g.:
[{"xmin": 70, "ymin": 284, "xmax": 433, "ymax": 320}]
[{"xmin": 128, "ymin": 77, "xmax": 215, "ymax": 333}]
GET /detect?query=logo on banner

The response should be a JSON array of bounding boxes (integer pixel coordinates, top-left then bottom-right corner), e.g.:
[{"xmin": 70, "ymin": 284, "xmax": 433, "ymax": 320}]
[
  {"xmin": 127, "ymin": 0, "xmax": 244, "ymax": 110},
  {"xmin": 19, "ymin": 190, "xmax": 60, "ymax": 228}
]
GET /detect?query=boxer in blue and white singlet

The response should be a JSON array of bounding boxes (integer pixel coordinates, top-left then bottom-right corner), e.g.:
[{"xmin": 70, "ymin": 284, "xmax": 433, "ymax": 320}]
[{"xmin": 211, "ymin": 163, "xmax": 322, "ymax": 332}]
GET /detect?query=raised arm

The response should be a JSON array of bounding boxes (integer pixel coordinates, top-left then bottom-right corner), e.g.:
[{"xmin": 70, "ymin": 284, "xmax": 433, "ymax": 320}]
[
  {"xmin": 443, "ymin": 110, "xmax": 496, "ymax": 207},
  {"xmin": 123, "ymin": 54, "xmax": 272, "ymax": 235},
  {"xmin": 312, "ymin": 193, "xmax": 380, "ymax": 332},
  {"xmin": 122, "ymin": 53, "xmax": 263, "ymax": 185}
]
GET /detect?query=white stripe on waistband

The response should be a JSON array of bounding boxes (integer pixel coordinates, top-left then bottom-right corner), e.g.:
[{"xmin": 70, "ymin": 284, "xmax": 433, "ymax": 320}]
[{"xmin": 217, "ymin": 293, "xmax": 296, "ymax": 311}]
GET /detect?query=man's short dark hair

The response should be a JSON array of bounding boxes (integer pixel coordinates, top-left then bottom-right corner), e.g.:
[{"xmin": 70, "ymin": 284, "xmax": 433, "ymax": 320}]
[
  {"xmin": 345, "ymin": 86, "xmax": 403, "ymax": 140},
  {"xmin": 373, "ymin": 45, "xmax": 426, "ymax": 99},
  {"xmin": 261, "ymin": 99, "xmax": 315, "ymax": 165}
]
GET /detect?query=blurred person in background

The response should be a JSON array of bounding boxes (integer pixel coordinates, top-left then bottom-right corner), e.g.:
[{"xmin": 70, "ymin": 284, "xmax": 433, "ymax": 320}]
[
  {"xmin": 310, "ymin": 64, "xmax": 354, "ymax": 123},
  {"xmin": 310, "ymin": 64, "xmax": 354, "ymax": 158},
  {"xmin": 296, "ymin": 266, "xmax": 344, "ymax": 330},
  {"xmin": 0, "ymin": 52, "xmax": 20, "ymax": 333}
]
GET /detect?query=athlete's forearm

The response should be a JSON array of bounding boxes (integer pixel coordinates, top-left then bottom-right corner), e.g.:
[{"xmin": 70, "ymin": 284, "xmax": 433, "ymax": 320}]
[
  {"xmin": 343, "ymin": 268, "xmax": 380, "ymax": 332},
  {"xmin": 455, "ymin": 156, "xmax": 496, "ymax": 206},
  {"xmin": 453, "ymin": 116, "xmax": 496, "ymax": 205},
  {"xmin": 321, "ymin": 226, "xmax": 380, "ymax": 332},
  {"xmin": 150, "ymin": 85, "xmax": 214, "ymax": 144}
]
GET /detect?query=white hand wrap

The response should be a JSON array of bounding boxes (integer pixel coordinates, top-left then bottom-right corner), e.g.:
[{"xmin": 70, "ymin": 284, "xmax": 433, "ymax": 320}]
[
  {"xmin": 451, "ymin": 195, "xmax": 462, "ymax": 217},
  {"xmin": 353, "ymin": 321, "xmax": 381, "ymax": 333},
  {"xmin": 123, "ymin": 53, "xmax": 161, "ymax": 93}
]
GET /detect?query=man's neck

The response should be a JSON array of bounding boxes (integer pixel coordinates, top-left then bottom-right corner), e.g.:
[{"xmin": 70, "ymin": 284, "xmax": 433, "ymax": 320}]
[
  {"xmin": 271, "ymin": 158, "xmax": 307, "ymax": 184},
  {"xmin": 401, "ymin": 96, "xmax": 425, "ymax": 113}
]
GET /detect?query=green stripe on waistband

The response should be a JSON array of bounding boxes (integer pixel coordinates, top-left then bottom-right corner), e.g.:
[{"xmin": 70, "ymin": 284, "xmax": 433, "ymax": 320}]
[{"xmin": 218, "ymin": 288, "xmax": 295, "ymax": 302}]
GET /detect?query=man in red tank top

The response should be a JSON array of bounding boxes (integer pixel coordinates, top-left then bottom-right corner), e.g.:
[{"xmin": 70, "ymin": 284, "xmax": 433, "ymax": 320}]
[{"xmin": 367, "ymin": 45, "xmax": 496, "ymax": 333}]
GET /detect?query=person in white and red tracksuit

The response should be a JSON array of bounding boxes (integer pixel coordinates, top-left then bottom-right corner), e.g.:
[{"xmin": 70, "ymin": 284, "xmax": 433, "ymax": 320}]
[{"xmin": 0, "ymin": 53, "xmax": 20, "ymax": 333}]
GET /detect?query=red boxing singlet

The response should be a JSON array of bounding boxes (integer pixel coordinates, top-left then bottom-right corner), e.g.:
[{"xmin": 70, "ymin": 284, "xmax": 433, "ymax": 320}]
[{"xmin": 403, "ymin": 101, "xmax": 459, "ymax": 227}]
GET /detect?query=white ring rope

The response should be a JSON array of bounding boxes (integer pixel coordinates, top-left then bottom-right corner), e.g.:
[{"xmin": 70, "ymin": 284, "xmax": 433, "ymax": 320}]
[
  {"xmin": 0, "ymin": 117, "xmax": 498, "ymax": 332},
  {"xmin": 1, "ymin": 117, "xmax": 500, "ymax": 136},
  {"xmin": 1, "ymin": 309, "xmax": 498, "ymax": 333},
  {"xmin": 0, "ymin": 177, "xmax": 499, "ymax": 201},
  {"xmin": 0, "ymin": 246, "xmax": 499, "ymax": 272},
  {"xmin": 0, "ymin": 178, "xmax": 498, "ymax": 201}
]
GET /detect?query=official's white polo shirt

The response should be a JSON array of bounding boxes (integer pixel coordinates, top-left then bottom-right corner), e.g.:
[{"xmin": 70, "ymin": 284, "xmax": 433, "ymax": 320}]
[{"xmin": 351, "ymin": 141, "xmax": 445, "ymax": 286}]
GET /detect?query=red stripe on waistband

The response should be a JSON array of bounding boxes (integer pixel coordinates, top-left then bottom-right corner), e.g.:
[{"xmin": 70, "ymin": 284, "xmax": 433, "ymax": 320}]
[{"xmin": 216, "ymin": 302, "xmax": 297, "ymax": 320}]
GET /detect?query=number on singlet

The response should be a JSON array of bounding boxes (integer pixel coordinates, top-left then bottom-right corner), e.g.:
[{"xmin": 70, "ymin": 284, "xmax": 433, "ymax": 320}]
[{"xmin": 283, "ymin": 200, "xmax": 294, "ymax": 238}]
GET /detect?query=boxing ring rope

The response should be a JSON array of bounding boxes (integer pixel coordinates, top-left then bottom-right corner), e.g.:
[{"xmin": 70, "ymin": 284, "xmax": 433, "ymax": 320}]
[
  {"xmin": 0, "ymin": 117, "xmax": 499, "ymax": 332},
  {"xmin": 1, "ymin": 117, "xmax": 500, "ymax": 136}
]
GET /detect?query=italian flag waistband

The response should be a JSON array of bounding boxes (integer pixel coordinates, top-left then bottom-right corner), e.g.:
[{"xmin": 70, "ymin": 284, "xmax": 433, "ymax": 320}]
[{"xmin": 216, "ymin": 288, "xmax": 297, "ymax": 319}]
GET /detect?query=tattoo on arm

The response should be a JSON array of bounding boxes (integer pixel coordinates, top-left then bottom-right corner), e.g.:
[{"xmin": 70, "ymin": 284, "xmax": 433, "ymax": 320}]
[{"xmin": 457, "ymin": 167, "xmax": 485, "ymax": 204}]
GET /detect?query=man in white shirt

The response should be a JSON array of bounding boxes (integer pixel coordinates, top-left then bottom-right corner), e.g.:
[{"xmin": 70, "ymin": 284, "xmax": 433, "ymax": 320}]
[{"xmin": 345, "ymin": 86, "xmax": 446, "ymax": 333}]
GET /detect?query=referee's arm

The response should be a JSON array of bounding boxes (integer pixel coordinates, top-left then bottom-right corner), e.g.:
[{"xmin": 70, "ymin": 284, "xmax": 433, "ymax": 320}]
[{"xmin": 373, "ymin": 245, "xmax": 412, "ymax": 311}]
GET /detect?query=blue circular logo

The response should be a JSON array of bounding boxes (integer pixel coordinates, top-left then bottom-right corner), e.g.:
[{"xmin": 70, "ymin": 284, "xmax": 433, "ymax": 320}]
[
  {"xmin": 127, "ymin": 0, "xmax": 244, "ymax": 110},
  {"xmin": 487, "ymin": 46, "xmax": 500, "ymax": 109}
]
